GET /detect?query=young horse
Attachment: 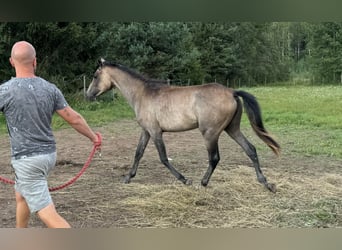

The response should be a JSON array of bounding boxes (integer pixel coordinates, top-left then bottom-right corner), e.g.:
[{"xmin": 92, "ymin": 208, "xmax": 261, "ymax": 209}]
[{"xmin": 87, "ymin": 58, "xmax": 280, "ymax": 192}]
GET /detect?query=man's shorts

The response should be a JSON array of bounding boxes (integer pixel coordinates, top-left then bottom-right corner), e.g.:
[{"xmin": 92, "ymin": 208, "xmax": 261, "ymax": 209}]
[{"xmin": 11, "ymin": 152, "xmax": 57, "ymax": 213}]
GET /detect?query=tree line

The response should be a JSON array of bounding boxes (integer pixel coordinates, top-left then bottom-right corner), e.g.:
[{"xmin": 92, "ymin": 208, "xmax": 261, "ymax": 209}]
[{"xmin": 0, "ymin": 22, "xmax": 341, "ymax": 93}]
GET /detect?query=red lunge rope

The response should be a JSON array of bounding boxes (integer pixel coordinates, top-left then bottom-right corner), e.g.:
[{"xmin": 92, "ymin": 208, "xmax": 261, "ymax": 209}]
[{"xmin": 0, "ymin": 132, "xmax": 102, "ymax": 192}]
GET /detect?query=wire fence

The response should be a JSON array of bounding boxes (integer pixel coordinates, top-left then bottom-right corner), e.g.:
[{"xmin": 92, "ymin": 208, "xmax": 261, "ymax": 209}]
[
  {"xmin": 73, "ymin": 74, "xmax": 236, "ymax": 101},
  {"xmin": 0, "ymin": 73, "xmax": 248, "ymax": 101}
]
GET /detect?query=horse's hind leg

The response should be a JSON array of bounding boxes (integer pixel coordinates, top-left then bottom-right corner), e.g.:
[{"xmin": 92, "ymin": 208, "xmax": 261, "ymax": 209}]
[
  {"xmin": 124, "ymin": 129, "xmax": 150, "ymax": 183},
  {"xmin": 153, "ymin": 132, "xmax": 192, "ymax": 185},
  {"xmin": 201, "ymin": 138, "xmax": 220, "ymax": 186},
  {"xmin": 225, "ymin": 126, "xmax": 276, "ymax": 193}
]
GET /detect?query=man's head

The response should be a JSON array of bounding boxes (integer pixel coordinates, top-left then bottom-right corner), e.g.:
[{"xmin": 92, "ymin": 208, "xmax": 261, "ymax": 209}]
[{"xmin": 9, "ymin": 41, "xmax": 37, "ymax": 70}]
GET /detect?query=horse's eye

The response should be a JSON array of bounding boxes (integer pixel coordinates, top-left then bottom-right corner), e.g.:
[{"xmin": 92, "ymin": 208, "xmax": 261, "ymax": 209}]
[{"xmin": 93, "ymin": 75, "xmax": 97, "ymax": 79}]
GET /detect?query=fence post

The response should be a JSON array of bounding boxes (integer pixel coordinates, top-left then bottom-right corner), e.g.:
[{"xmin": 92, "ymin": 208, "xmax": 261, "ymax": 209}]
[{"xmin": 83, "ymin": 75, "xmax": 86, "ymax": 100}]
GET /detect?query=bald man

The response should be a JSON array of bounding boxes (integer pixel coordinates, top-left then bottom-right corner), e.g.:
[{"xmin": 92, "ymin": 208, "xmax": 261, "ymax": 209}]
[{"xmin": 0, "ymin": 41, "xmax": 101, "ymax": 228}]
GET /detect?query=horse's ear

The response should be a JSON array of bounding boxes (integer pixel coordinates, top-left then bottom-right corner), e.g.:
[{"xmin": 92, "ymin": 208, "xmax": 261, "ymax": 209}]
[{"xmin": 98, "ymin": 58, "xmax": 105, "ymax": 67}]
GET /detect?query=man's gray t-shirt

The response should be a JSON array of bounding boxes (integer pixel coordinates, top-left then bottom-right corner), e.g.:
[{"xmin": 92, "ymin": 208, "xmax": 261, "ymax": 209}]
[{"xmin": 0, "ymin": 77, "xmax": 68, "ymax": 159}]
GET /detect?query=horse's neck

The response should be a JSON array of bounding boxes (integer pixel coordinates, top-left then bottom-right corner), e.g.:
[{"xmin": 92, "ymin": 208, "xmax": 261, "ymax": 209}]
[{"xmin": 113, "ymin": 71, "xmax": 145, "ymax": 107}]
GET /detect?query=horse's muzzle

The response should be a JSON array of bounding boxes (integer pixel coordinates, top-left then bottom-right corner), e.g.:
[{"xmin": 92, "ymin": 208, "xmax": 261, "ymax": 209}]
[{"xmin": 86, "ymin": 94, "xmax": 96, "ymax": 101}]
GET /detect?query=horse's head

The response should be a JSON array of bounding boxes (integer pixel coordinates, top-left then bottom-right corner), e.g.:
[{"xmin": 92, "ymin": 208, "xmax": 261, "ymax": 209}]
[{"xmin": 86, "ymin": 58, "xmax": 115, "ymax": 101}]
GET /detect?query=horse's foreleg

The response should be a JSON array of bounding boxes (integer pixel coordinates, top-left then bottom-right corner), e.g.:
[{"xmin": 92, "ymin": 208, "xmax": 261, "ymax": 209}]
[
  {"xmin": 124, "ymin": 130, "xmax": 150, "ymax": 183},
  {"xmin": 201, "ymin": 141, "xmax": 220, "ymax": 186},
  {"xmin": 226, "ymin": 128, "xmax": 276, "ymax": 193},
  {"xmin": 153, "ymin": 134, "xmax": 192, "ymax": 185}
]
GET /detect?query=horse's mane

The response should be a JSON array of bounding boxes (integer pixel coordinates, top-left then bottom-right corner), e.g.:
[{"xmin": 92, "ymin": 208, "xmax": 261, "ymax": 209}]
[{"xmin": 103, "ymin": 61, "xmax": 168, "ymax": 89}]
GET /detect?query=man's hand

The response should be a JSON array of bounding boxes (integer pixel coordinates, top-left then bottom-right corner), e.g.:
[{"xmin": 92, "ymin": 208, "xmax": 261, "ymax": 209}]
[{"xmin": 93, "ymin": 132, "xmax": 102, "ymax": 148}]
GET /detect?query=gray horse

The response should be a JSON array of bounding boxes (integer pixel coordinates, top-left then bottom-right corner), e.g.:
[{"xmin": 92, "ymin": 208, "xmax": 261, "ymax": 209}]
[{"xmin": 87, "ymin": 58, "xmax": 280, "ymax": 192}]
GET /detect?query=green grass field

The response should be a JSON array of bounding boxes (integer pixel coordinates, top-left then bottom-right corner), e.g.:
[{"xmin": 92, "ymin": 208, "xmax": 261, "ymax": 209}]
[
  {"xmin": 242, "ymin": 86, "xmax": 342, "ymax": 158},
  {"xmin": 0, "ymin": 85, "xmax": 341, "ymax": 158}
]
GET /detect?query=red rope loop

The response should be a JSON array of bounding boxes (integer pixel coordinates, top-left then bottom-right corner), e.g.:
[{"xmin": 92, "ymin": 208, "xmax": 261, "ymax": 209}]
[{"xmin": 0, "ymin": 132, "xmax": 102, "ymax": 192}]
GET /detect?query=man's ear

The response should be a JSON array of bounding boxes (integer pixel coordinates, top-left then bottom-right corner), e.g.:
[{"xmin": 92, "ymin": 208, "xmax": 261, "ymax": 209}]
[
  {"xmin": 9, "ymin": 57, "xmax": 15, "ymax": 67},
  {"xmin": 33, "ymin": 58, "xmax": 37, "ymax": 71}
]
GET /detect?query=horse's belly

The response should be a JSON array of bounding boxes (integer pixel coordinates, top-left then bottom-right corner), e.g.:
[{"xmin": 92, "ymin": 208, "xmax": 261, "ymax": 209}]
[{"xmin": 159, "ymin": 114, "xmax": 198, "ymax": 132}]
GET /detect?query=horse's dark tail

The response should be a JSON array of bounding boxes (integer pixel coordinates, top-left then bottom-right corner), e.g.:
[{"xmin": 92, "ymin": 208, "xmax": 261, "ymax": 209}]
[{"xmin": 234, "ymin": 90, "xmax": 280, "ymax": 156}]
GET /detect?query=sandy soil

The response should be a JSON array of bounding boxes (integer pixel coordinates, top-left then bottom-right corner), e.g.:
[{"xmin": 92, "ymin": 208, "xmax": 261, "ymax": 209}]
[{"xmin": 1, "ymin": 119, "xmax": 341, "ymax": 228}]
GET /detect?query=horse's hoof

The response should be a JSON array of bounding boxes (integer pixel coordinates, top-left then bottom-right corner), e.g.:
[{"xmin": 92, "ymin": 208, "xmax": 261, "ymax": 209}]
[
  {"xmin": 184, "ymin": 178, "xmax": 192, "ymax": 185},
  {"xmin": 266, "ymin": 183, "xmax": 276, "ymax": 193},
  {"xmin": 201, "ymin": 180, "xmax": 208, "ymax": 187},
  {"xmin": 123, "ymin": 175, "xmax": 131, "ymax": 184}
]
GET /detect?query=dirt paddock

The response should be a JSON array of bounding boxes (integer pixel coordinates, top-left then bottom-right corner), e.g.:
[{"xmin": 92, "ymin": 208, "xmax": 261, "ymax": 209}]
[{"xmin": 1, "ymin": 119, "xmax": 342, "ymax": 228}]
